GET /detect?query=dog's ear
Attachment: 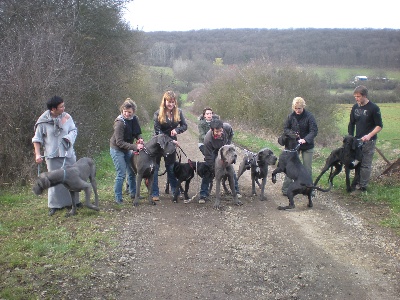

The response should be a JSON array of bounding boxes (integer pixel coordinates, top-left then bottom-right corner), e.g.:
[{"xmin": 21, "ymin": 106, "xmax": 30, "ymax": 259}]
[
  {"xmin": 220, "ymin": 147, "xmax": 225, "ymax": 161},
  {"xmin": 278, "ymin": 135, "xmax": 285, "ymax": 146}
]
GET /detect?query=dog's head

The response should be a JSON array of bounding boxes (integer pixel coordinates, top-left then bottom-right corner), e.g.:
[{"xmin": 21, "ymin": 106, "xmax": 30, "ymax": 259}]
[
  {"xmin": 257, "ymin": 148, "xmax": 278, "ymax": 166},
  {"xmin": 278, "ymin": 130, "xmax": 299, "ymax": 150},
  {"xmin": 219, "ymin": 145, "xmax": 237, "ymax": 165},
  {"xmin": 155, "ymin": 134, "xmax": 176, "ymax": 157},
  {"xmin": 342, "ymin": 135, "xmax": 362, "ymax": 152},
  {"xmin": 32, "ymin": 174, "xmax": 51, "ymax": 195},
  {"xmin": 196, "ymin": 162, "xmax": 214, "ymax": 179}
]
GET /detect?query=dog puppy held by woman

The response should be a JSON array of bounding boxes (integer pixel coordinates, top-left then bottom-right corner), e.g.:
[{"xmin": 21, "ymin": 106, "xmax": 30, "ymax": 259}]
[
  {"xmin": 110, "ymin": 98, "xmax": 144, "ymax": 204},
  {"xmin": 152, "ymin": 91, "xmax": 187, "ymax": 201},
  {"xmin": 32, "ymin": 95, "xmax": 81, "ymax": 216}
]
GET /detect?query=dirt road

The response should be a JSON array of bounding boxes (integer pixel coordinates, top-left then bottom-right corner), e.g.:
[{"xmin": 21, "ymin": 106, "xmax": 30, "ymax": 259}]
[{"xmin": 82, "ymin": 115, "xmax": 399, "ymax": 300}]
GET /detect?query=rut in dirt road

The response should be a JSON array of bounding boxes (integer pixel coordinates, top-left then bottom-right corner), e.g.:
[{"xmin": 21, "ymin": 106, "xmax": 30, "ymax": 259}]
[{"xmin": 106, "ymin": 112, "xmax": 400, "ymax": 300}]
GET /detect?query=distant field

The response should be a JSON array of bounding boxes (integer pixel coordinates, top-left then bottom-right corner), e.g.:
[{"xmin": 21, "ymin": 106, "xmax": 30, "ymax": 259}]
[
  {"xmin": 337, "ymin": 103, "xmax": 400, "ymax": 159},
  {"xmin": 308, "ymin": 66, "xmax": 400, "ymax": 83}
]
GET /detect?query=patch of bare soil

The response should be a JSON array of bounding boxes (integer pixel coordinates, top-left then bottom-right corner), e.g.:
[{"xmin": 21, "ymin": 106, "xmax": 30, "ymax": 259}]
[{"xmin": 68, "ymin": 113, "xmax": 399, "ymax": 300}]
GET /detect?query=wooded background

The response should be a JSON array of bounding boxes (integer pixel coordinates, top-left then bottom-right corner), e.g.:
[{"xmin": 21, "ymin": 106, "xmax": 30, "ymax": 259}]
[{"xmin": 0, "ymin": 0, "xmax": 399, "ymax": 185}]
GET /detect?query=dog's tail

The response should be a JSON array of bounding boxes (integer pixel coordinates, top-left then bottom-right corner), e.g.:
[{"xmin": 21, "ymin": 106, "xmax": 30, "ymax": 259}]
[{"xmin": 311, "ymin": 182, "xmax": 333, "ymax": 193}]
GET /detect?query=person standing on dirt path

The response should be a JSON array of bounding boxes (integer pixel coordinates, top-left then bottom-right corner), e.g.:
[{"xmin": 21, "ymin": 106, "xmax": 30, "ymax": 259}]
[
  {"xmin": 152, "ymin": 91, "xmax": 187, "ymax": 201},
  {"xmin": 348, "ymin": 85, "xmax": 383, "ymax": 192},
  {"xmin": 198, "ymin": 107, "xmax": 219, "ymax": 155},
  {"xmin": 110, "ymin": 98, "xmax": 144, "ymax": 204},
  {"xmin": 32, "ymin": 95, "xmax": 81, "ymax": 216},
  {"xmin": 281, "ymin": 97, "xmax": 318, "ymax": 196}
]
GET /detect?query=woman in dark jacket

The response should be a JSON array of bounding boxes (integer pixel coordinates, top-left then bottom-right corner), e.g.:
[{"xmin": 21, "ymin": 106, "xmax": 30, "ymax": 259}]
[
  {"xmin": 110, "ymin": 98, "xmax": 144, "ymax": 204},
  {"xmin": 282, "ymin": 97, "xmax": 318, "ymax": 195},
  {"xmin": 152, "ymin": 91, "xmax": 187, "ymax": 201}
]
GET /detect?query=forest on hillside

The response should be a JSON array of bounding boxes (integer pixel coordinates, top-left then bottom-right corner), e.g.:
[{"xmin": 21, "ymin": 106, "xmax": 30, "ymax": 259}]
[{"xmin": 142, "ymin": 28, "xmax": 400, "ymax": 68}]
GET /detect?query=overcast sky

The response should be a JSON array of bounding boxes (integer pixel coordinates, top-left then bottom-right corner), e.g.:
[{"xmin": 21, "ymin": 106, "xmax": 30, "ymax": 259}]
[{"xmin": 123, "ymin": 0, "xmax": 399, "ymax": 32}]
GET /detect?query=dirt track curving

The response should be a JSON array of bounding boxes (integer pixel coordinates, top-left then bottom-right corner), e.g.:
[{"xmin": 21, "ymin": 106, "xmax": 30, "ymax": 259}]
[{"xmin": 71, "ymin": 112, "xmax": 400, "ymax": 300}]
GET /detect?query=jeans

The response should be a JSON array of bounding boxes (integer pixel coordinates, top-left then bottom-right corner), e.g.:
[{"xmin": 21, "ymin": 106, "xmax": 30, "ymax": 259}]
[
  {"xmin": 282, "ymin": 148, "xmax": 314, "ymax": 194},
  {"xmin": 110, "ymin": 148, "xmax": 136, "ymax": 202},
  {"xmin": 152, "ymin": 158, "xmax": 177, "ymax": 197},
  {"xmin": 356, "ymin": 140, "xmax": 376, "ymax": 188}
]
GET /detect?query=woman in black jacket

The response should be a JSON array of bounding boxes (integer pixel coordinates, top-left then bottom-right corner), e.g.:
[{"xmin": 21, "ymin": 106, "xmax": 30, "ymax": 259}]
[
  {"xmin": 152, "ymin": 91, "xmax": 187, "ymax": 201},
  {"xmin": 282, "ymin": 97, "xmax": 318, "ymax": 195}
]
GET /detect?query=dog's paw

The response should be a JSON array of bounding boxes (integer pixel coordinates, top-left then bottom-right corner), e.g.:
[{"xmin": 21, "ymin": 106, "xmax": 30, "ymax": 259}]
[
  {"xmin": 277, "ymin": 205, "xmax": 295, "ymax": 210},
  {"xmin": 234, "ymin": 200, "xmax": 243, "ymax": 206}
]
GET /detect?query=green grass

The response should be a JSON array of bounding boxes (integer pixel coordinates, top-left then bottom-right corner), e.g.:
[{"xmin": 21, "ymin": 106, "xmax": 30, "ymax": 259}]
[
  {"xmin": 0, "ymin": 150, "xmax": 144, "ymax": 298},
  {"xmin": 309, "ymin": 65, "xmax": 400, "ymax": 82}
]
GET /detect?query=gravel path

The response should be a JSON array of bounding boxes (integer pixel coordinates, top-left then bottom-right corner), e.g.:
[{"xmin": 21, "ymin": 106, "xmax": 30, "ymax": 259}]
[{"xmin": 79, "ymin": 114, "xmax": 399, "ymax": 300}]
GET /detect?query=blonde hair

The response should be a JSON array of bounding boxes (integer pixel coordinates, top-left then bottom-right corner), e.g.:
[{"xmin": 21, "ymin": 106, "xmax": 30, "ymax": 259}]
[
  {"xmin": 158, "ymin": 91, "xmax": 180, "ymax": 124},
  {"xmin": 120, "ymin": 98, "xmax": 137, "ymax": 114},
  {"xmin": 292, "ymin": 97, "xmax": 306, "ymax": 110}
]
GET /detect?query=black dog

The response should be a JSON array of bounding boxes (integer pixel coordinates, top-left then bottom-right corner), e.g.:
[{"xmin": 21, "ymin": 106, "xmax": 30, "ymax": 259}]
[
  {"xmin": 314, "ymin": 135, "xmax": 361, "ymax": 192},
  {"xmin": 171, "ymin": 160, "xmax": 212, "ymax": 203},
  {"xmin": 271, "ymin": 131, "xmax": 332, "ymax": 210},
  {"xmin": 237, "ymin": 148, "xmax": 277, "ymax": 200}
]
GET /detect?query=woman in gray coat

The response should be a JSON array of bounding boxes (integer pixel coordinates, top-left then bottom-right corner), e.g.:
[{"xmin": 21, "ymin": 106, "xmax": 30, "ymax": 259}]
[{"xmin": 32, "ymin": 96, "xmax": 80, "ymax": 216}]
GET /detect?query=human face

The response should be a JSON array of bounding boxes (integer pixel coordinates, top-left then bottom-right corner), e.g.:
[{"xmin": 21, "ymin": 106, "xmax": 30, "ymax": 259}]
[
  {"xmin": 213, "ymin": 127, "xmax": 224, "ymax": 139},
  {"xmin": 204, "ymin": 109, "xmax": 213, "ymax": 121},
  {"xmin": 354, "ymin": 92, "xmax": 368, "ymax": 106},
  {"xmin": 122, "ymin": 107, "xmax": 134, "ymax": 119},
  {"xmin": 165, "ymin": 99, "xmax": 176, "ymax": 112},
  {"xmin": 50, "ymin": 102, "xmax": 65, "ymax": 117},
  {"xmin": 293, "ymin": 106, "xmax": 304, "ymax": 115}
]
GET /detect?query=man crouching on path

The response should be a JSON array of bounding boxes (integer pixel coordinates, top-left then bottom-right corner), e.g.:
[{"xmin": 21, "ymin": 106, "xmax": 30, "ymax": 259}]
[{"xmin": 199, "ymin": 119, "xmax": 241, "ymax": 203}]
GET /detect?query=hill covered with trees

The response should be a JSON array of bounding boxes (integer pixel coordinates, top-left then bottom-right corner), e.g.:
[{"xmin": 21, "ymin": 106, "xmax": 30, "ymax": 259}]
[{"xmin": 142, "ymin": 28, "xmax": 400, "ymax": 68}]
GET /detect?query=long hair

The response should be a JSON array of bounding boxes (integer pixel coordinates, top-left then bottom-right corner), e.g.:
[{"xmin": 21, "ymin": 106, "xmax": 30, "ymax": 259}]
[{"xmin": 158, "ymin": 91, "xmax": 180, "ymax": 124}]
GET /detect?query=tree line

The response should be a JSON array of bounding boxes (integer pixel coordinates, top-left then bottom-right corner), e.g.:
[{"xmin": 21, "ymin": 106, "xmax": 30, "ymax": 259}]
[
  {"xmin": 143, "ymin": 28, "xmax": 400, "ymax": 69},
  {"xmin": 0, "ymin": 0, "xmax": 160, "ymax": 185}
]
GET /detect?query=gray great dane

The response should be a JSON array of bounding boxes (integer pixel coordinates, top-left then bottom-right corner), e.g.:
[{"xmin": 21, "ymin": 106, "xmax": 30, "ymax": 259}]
[
  {"xmin": 32, "ymin": 157, "xmax": 99, "ymax": 217},
  {"xmin": 214, "ymin": 145, "xmax": 242, "ymax": 209},
  {"xmin": 237, "ymin": 148, "xmax": 277, "ymax": 201},
  {"xmin": 271, "ymin": 131, "xmax": 331, "ymax": 210},
  {"xmin": 131, "ymin": 134, "xmax": 176, "ymax": 206}
]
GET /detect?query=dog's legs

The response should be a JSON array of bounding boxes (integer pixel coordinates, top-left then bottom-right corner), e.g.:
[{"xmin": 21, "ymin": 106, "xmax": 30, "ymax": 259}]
[
  {"xmin": 213, "ymin": 178, "xmax": 222, "ymax": 209},
  {"xmin": 251, "ymin": 173, "xmax": 257, "ymax": 196},
  {"xmin": 147, "ymin": 174, "xmax": 156, "ymax": 205},
  {"xmin": 183, "ymin": 180, "xmax": 190, "ymax": 200},
  {"xmin": 260, "ymin": 177, "xmax": 267, "ymax": 201},
  {"xmin": 228, "ymin": 172, "xmax": 242, "ymax": 206},
  {"xmin": 278, "ymin": 186, "xmax": 295, "ymax": 210},
  {"xmin": 165, "ymin": 176, "xmax": 170, "ymax": 194},
  {"xmin": 172, "ymin": 179, "xmax": 181, "ymax": 203},
  {"xmin": 83, "ymin": 186, "xmax": 100, "ymax": 211},
  {"xmin": 134, "ymin": 175, "xmax": 143, "ymax": 206},
  {"xmin": 90, "ymin": 176, "xmax": 100, "ymax": 209},
  {"xmin": 66, "ymin": 191, "xmax": 78, "ymax": 217},
  {"xmin": 345, "ymin": 168, "xmax": 353, "ymax": 192},
  {"xmin": 307, "ymin": 192, "xmax": 313, "ymax": 208}
]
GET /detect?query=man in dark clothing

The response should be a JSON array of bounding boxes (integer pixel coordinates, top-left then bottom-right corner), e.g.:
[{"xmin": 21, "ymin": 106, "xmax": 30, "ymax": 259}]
[{"xmin": 348, "ymin": 85, "xmax": 383, "ymax": 192}]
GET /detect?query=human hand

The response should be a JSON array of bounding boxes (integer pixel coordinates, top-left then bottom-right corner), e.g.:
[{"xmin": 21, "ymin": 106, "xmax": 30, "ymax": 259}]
[
  {"xmin": 170, "ymin": 129, "xmax": 177, "ymax": 137},
  {"xmin": 137, "ymin": 143, "xmax": 144, "ymax": 151},
  {"xmin": 298, "ymin": 138, "xmax": 306, "ymax": 144},
  {"xmin": 361, "ymin": 134, "xmax": 371, "ymax": 142},
  {"xmin": 137, "ymin": 138, "xmax": 144, "ymax": 144},
  {"xmin": 35, "ymin": 155, "xmax": 43, "ymax": 164}
]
